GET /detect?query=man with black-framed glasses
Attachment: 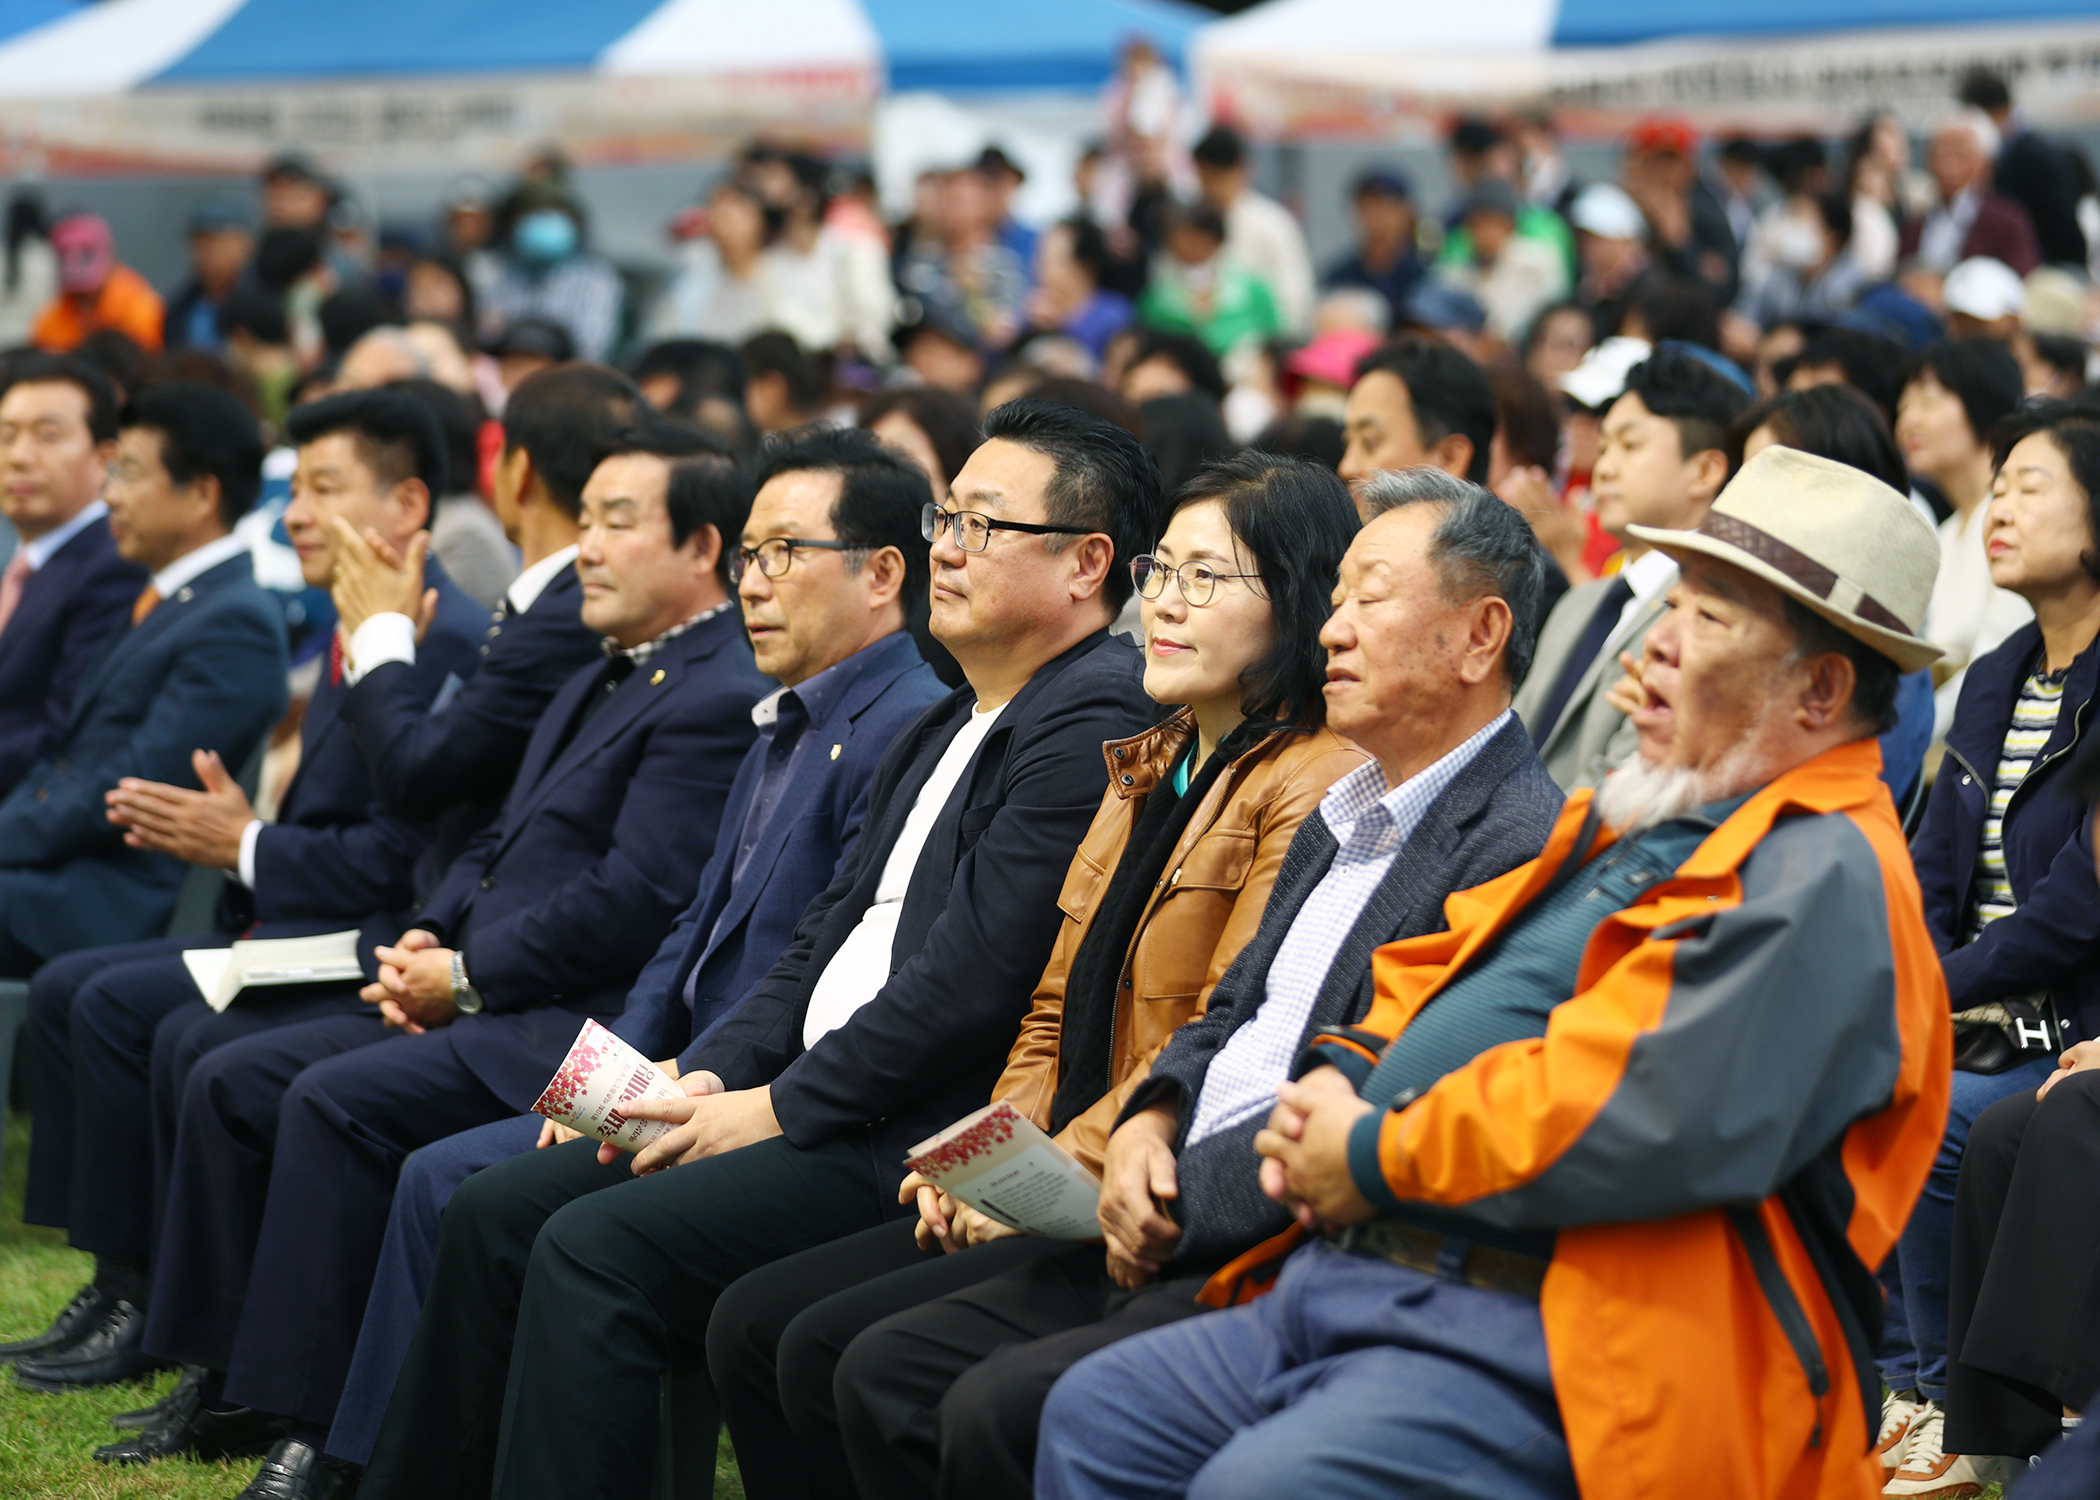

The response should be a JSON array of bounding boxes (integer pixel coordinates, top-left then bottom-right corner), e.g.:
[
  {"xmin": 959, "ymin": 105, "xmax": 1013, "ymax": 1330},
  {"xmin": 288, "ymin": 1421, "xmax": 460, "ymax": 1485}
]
[{"xmin": 358, "ymin": 398, "xmax": 1161, "ymax": 1500}]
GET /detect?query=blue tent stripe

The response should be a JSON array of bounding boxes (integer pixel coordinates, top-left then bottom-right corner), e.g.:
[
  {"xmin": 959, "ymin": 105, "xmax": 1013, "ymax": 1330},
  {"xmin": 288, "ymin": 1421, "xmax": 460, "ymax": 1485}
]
[
  {"xmin": 1551, "ymin": 0, "xmax": 2100, "ymax": 45},
  {"xmin": 153, "ymin": 0, "xmax": 665, "ymax": 81},
  {"xmin": 865, "ymin": 0, "xmax": 1209, "ymax": 93}
]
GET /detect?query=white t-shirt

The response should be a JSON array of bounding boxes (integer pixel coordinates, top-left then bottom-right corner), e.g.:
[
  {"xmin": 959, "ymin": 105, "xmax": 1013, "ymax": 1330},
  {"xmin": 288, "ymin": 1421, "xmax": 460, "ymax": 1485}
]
[{"xmin": 800, "ymin": 700, "xmax": 1007, "ymax": 1049}]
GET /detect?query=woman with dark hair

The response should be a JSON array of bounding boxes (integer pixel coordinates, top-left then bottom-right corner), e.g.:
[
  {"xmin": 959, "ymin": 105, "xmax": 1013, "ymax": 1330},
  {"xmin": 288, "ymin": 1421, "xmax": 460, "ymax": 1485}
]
[
  {"xmin": 859, "ymin": 385, "xmax": 982, "ymax": 500},
  {"xmin": 1900, "ymin": 338, "xmax": 2033, "ymax": 737},
  {"xmin": 1138, "ymin": 389, "xmax": 1232, "ymax": 499},
  {"xmin": 1028, "ymin": 217, "xmax": 1135, "ymax": 362},
  {"xmin": 701, "ymin": 453, "xmax": 1367, "ymax": 1500},
  {"xmin": 1727, "ymin": 382, "xmax": 1908, "ymax": 492},
  {"xmin": 1879, "ymin": 401, "xmax": 2100, "ymax": 1493}
]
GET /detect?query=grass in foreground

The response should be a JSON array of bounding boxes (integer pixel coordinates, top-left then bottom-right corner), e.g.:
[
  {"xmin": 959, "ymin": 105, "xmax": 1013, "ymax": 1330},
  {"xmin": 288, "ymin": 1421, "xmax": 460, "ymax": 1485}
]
[{"xmin": 0, "ymin": 1110, "xmax": 745, "ymax": 1498}]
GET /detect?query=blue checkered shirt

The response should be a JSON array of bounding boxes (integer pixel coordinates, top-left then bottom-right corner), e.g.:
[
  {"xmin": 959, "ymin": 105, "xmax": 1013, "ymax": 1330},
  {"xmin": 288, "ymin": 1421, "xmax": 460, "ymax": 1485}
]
[{"xmin": 1184, "ymin": 709, "xmax": 1512, "ymax": 1147}]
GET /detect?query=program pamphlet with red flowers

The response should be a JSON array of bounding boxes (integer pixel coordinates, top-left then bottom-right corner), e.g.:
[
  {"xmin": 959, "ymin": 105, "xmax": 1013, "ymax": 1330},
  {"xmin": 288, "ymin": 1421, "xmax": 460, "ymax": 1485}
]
[{"xmin": 905, "ymin": 1100, "xmax": 1101, "ymax": 1240}]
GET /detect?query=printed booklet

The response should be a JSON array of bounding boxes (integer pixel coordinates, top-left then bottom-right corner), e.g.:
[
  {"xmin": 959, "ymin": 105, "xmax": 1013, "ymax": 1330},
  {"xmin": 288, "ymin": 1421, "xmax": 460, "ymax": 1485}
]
[
  {"xmin": 533, "ymin": 1019, "xmax": 686, "ymax": 1153},
  {"xmin": 181, "ymin": 930, "xmax": 365, "ymax": 1012},
  {"xmin": 904, "ymin": 1100, "xmax": 1102, "ymax": 1240}
]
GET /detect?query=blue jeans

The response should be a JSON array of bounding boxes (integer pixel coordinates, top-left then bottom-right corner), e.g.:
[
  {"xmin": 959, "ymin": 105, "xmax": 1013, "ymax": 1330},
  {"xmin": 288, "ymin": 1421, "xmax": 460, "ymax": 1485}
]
[
  {"xmin": 1035, "ymin": 1240, "xmax": 1577, "ymax": 1500},
  {"xmin": 1878, "ymin": 1058, "xmax": 2057, "ymax": 1401}
]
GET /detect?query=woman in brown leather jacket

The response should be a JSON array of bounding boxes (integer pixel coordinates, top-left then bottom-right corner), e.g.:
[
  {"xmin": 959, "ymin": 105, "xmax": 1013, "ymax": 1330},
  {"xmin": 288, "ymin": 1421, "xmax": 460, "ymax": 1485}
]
[{"xmin": 705, "ymin": 451, "xmax": 1366, "ymax": 1498}]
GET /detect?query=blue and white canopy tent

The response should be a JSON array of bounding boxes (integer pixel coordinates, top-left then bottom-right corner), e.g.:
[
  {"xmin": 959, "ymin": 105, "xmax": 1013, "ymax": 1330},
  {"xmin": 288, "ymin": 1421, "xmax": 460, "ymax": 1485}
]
[
  {"xmin": 1193, "ymin": 0, "xmax": 2100, "ymax": 136},
  {"xmin": 0, "ymin": 0, "xmax": 1209, "ymax": 172}
]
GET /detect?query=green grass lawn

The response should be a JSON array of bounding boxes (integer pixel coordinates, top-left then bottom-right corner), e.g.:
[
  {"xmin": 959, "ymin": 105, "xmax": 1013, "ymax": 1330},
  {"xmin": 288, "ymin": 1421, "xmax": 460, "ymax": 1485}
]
[{"xmin": 0, "ymin": 1110, "xmax": 745, "ymax": 1499}]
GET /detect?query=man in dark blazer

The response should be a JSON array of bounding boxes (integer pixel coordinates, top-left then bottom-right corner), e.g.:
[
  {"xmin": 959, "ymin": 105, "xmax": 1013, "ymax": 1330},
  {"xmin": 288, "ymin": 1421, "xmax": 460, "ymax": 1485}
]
[
  {"xmin": 355, "ymin": 399, "xmax": 1160, "ymax": 1500},
  {"xmin": 807, "ymin": 469, "xmax": 1568, "ymax": 1500},
  {"xmin": 321, "ymin": 425, "xmax": 948, "ymax": 1476},
  {"xmin": 332, "ymin": 364, "xmax": 641, "ymax": 875},
  {"xmin": 0, "ymin": 354, "xmax": 148, "ymax": 796},
  {"xmin": 8, "ymin": 386, "xmax": 486, "ymax": 1392},
  {"xmin": 1959, "ymin": 69, "xmax": 2088, "ymax": 270},
  {"xmin": 105, "ymin": 426, "xmax": 767, "ymax": 1493},
  {"xmin": 1900, "ymin": 110, "xmax": 2041, "ymax": 276},
  {"xmin": 0, "ymin": 385, "xmax": 287, "ymax": 976}
]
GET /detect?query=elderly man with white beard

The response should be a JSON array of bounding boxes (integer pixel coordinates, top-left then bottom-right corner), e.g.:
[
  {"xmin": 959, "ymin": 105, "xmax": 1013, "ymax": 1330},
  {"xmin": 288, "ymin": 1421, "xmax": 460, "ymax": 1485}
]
[{"xmin": 1034, "ymin": 444, "xmax": 1958, "ymax": 1500}]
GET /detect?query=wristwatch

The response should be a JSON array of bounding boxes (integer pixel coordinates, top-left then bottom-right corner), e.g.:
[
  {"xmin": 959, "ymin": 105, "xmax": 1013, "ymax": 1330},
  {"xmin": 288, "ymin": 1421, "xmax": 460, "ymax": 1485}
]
[{"xmin": 449, "ymin": 951, "xmax": 484, "ymax": 1015}]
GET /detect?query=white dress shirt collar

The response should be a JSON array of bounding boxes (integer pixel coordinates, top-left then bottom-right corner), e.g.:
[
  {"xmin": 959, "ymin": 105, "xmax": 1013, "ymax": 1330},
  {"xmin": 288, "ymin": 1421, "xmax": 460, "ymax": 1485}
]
[
  {"xmin": 22, "ymin": 498, "xmax": 108, "ymax": 570},
  {"xmin": 150, "ymin": 531, "xmax": 249, "ymax": 599},
  {"xmin": 506, "ymin": 544, "xmax": 578, "ymax": 615}
]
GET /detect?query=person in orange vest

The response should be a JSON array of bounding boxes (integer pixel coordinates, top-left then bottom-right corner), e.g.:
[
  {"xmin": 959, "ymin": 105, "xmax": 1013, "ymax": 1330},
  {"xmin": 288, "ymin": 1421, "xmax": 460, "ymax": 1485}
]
[
  {"xmin": 1035, "ymin": 445, "xmax": 1954, "ymax": 1500},
  {"xmin": 33, "ymin": 214, "xmax": 164, "ymax": 356}
]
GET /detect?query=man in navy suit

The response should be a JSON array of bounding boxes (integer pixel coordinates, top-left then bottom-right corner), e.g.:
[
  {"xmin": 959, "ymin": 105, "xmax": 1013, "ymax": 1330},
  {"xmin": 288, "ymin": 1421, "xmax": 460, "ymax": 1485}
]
[
  {"xmin": 0, "ymin": 384, "xmax": 287, "ymax": 974},
  {"xmin": 323, "ymin": 425, "xmax": 950, "ymax": 1476},
  {"xmin": 109, "ymin": 425, "xmax": 769, "ymax": 1494},
  {"xmin": 332, "ymin": 364, "xmax": 640, "ymax": 877},
  {"xmin": 10, "ymin": 386, "xmax": 484, "ymax": 1392},
  {"xmin": 358, "ymin": 399, "xmax": 1160, "ymax": 1500},
  {"xmin": 0, "ymin": 354, "xmax": 149, "ymax": 796}
]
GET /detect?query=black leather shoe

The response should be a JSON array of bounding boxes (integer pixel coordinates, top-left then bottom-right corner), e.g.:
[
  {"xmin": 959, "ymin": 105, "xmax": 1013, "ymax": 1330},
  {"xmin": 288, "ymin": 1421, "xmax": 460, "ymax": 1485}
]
[
  {"xmin": 12, "ymin": 1299, "xmax": 169, "ymax": 1392},
  {"xmin": 93, "ymin": 1398, "xmax": 286, "ymax": 1466},
  {"xmin": 111, "ymin": 1363, "xmax": 209, "ymax": 1430},
  {"xmin": 234, "ymin": 1439, "xmax": 362, "ymax": 1500},
  {"xmin": 0, "ymin": 1283, "xmax": 109, "ymax": 1361}
]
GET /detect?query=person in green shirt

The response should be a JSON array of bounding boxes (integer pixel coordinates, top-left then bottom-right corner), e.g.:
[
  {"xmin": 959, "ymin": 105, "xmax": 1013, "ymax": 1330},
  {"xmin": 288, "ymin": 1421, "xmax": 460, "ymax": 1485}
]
[{"xmin": 1137, "ymin": 202, "xmax": 1283, "ymax": 359}]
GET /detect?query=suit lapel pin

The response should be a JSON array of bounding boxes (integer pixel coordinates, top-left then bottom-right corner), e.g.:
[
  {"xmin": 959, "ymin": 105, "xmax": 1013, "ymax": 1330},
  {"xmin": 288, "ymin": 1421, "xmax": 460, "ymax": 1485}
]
[
  {"xmin": 830, "ymin": 743, "xmax": 842, "ymax": 760},
  {"xmin": 176, "ymin": 587, "xmax": 194, "ymax": 603},
  {"xmin": 650, "ymin": 668, "xmax": 665, "ymax": 685}
]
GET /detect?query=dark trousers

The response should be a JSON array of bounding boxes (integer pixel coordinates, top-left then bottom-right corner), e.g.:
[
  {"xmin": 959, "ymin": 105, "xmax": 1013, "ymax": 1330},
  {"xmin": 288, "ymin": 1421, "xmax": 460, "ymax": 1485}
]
[
  {"xmin": 360, "ymin": 1132, "xmax": 904, "ymax": 1500},
  {"xmin": 142, "ymin": 1012, "xmax": 512, "ymax": 1427},
  {"xmin": 833, "ymin": 1238, "xmax": 1209, "ymax": 1500},
  {"xmin": 328, "ymin": 1113, "xmax": 541, "ymax": 1468},
  {"xmin": 708, "ymin": 1217, "xmax": 1067, "ymax": 1499},
  {"xmin": 22, "ymin": 935, "xmax": 223, "ymax": 1252},
  {"xmin": 1945, "ymin": 1070, "xmax": 2100, "ymax": 1458}
]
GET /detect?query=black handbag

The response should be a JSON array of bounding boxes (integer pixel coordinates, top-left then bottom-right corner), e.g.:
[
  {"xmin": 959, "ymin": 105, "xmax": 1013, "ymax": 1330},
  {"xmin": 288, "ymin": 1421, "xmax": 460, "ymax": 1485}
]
[{"xmin": 1950, "ymin": 993, "xmax": 2064, "ymax": 1075}]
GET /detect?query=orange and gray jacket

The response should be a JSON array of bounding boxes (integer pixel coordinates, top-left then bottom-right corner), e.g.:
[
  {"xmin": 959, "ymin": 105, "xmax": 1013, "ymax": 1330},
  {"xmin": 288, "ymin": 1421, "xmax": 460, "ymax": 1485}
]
[{"xmin": 1326, "ymin": 737, "xmax": 1949, "ymax": 1500}]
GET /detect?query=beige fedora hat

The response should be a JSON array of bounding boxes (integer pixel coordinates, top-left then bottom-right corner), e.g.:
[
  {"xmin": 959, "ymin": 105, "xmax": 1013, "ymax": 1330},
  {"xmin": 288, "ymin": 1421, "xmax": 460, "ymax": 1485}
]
[{"xmin": 1626, "ymin": 445, "xmax": 1944, "ymax": 674}]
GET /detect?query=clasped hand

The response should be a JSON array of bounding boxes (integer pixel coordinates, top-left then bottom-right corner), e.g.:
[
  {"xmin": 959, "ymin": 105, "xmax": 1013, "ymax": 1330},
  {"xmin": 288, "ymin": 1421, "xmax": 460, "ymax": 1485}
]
[
  {"xmin": 329, "ymin": 517, "xmax": 437, "ymax": 640},
  {"xmin": 1096, "ymin": 1103, "xmax": 1182, "ymax": 1289},
  {"xmin": 363, "ymin": 929, "xmax": 459, "ymax": 1033},
  {"xmin": 1253, "ymin": 1066, "xmax": 1377, "ymax": 1232},
  {"xmin": 105, "ymin": 748, "xmax": 254, "ymax": 869},
  {"xmin": 2039, "ymin": 1039, "xmax": 2100, "ymax": 1100},
  {"xmin": 899, "ymin": 1170, "xmax": 1019, "ymax": 1255},
  {"xmin": 614, "ymin": 1073, "xmax": 779, "ymax": 1174}
]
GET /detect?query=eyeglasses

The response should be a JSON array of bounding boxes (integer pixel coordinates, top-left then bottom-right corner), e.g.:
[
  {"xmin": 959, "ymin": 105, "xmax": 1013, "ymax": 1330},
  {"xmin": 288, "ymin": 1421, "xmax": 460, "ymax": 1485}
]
[
  {"xmin": 1129, "ymin": 555, "xmax": 1264, "ymax": 608},
  {"xmin": 920, "ymin": 503, "xmax": 1096, "ymax": 554},
  {"xmin": 730, "ymin": 536, "xmax": 857, "ymax": 583}
]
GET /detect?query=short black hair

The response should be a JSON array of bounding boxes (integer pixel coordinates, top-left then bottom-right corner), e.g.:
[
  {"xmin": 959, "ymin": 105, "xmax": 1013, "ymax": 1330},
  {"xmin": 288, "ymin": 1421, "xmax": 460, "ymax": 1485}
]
[
  {"xmin": 1139, "ymin": 391, "xmax": 1232, "ymax": 501},
  {"xmin": 1449, "ymin": 116, "xmax": 1505, "ymax": 157},
  {"xmin": 1125, "ymin": 329, "xmax": 1226, "ymax": 405},
  {"xmin": 1030, "ymin": 376, "xmax": 1141, "ymax": 435},
  {"xmin": 0, "ymin": 351, "xmax": 119, "ymax": 443},
  {"xmin": 1903, "ymin": 338, "xmax": 2024, "ymax": 448},
  {"xmin": 77, "ymin": 330, "xmax": 149, "ymax": 402},
  {"xmin": 1811, "ymin": 190, "xmax": 1854, "ymax": 249},
  {"xmin": 284, "ymin": 386, "xmax": 447, "ymax": 513},
  {"xmin": 388, "ymin": 378, "xmax": 485, "ymax": 499},
  {"xmin": 2029, "ymin": 332, "xmax": 2087, "ymax": 385},
  {"xmin": 595, "ymin": 420, "xmax": 739, "ymax": 576},
  {"xmin": 1252, "ymin": 411, "xmax": 1345, "ymax": 471},
  {"xmin": 741, "ymin": 331, "xmax": 827, "ymax": 416},
  {"xmin": 1991, "ymin": 397, "xmax": 2100, "ymax": 582},
  {"xmin": 1783, "ymin": 325, "xmax": 1908, "ymax": 426},
  {"xmin": 1165, "ymin": 200, "xmax": 1227, "ymax": 244},
  {"xmin": 1727, "ymin": 385, "xmax": 1907, "ymax": 493},
  {"xmin": 1351, "ymin": 337, "xmax": 1498, "ymax": 486},
  {"xmin": 857, "ymin": 386, "xmax": 982, "ymax": 495},
  {"xmin": 1781, "ymin": 596, "xmax": 1901, "ymax": 734},
  {"xmin": 1487, "ymin": 363, "xmax": 1561, "ymax": 472},
  {"xmin": 1621, "ymin": 345, "xmax": 1755, "ymax": 467},
  {"xmin": 1630, "ymin": 278, "xmax": 1721, "ymax": 351},
  {"xmin": 119, "ymin": 382, "xmax": 265, "ymax": 527},
  {"xmin": 321, "ymin": 285, "xmax": 396, "ymax": 357},
  {"xmin": 1191, "ymin": 125, "xmax": 1245, "ymax": 171},
  {"xmin": 1957, "ymin": 68, "xmax": 2012, "ymax": 115},
  {"xmin": 980, "ymin": 396, "xmax": 1164, "ymax": 611},
  {"xmin": 751, "ymin": 424, "xmax": 935, "ymax": 625},
  {"xmin": 1058, "ymin": 216, "xmax": 1113, "ymax": 287},
  {"xmin": 1165, "ymin": 451, "xmax": 1360, "ymax": 728},
  {"xmin": 218, "ymin": 287, "xmax": 288, "ymax": 347},
  {"xmin": 632, "ymin": 338, "xmax": 747, "ymax": 410},
  {"xmin": 501, "ymin": 363, "xmax": 645, "ymax": 520}
]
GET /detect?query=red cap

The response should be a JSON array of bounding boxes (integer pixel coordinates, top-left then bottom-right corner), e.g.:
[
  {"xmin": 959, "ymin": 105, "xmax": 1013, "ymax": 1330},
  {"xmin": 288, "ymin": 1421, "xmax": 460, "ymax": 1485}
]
[{"xmin": 1628, "ymin": 115, "xmax": 1697, "ymax": 158}]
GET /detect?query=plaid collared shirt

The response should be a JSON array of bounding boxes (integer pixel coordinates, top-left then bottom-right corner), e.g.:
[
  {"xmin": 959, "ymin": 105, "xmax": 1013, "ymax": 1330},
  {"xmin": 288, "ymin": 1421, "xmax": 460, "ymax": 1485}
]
[
  {"xmin": 1184, "ymin": 709, "xmax": 1511, "ymax": 1147},
  {"xmin": 602, "ymin": 601, "xmax": 732, "ymax": 667}
]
